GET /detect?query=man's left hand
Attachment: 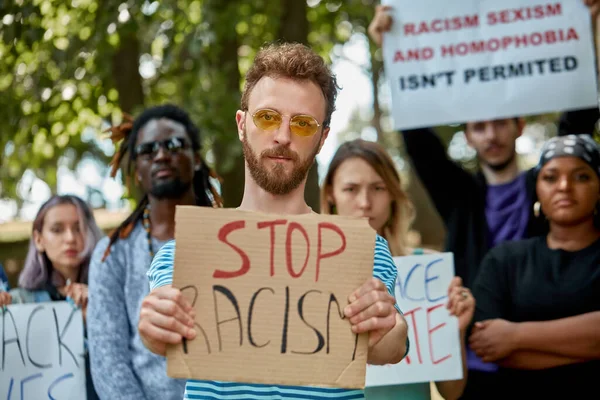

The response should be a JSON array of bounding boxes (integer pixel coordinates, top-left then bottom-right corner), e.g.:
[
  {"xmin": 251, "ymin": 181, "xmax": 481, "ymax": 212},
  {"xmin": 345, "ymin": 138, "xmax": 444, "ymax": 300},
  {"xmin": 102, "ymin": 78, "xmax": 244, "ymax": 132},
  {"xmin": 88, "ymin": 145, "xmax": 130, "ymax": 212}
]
[
  {"xmin": 469, "ymin": 319, "xmax": 519, "ymax": 362},
  {"xmin": 344, "ymin": 277, "xmax": 397, "ymax": 348}
]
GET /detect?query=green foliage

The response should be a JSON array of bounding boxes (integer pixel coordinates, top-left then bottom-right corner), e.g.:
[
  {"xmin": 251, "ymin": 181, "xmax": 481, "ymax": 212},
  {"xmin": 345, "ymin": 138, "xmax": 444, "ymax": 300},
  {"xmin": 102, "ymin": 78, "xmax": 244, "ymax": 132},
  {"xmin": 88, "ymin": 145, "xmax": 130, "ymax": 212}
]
[
  {"xmin": 0, "ymin": 0, "xmax": 116, "ymax": 207},
  {"xmin": 0, "ymin": 0, "xmax": 379, "ymax": 212}
]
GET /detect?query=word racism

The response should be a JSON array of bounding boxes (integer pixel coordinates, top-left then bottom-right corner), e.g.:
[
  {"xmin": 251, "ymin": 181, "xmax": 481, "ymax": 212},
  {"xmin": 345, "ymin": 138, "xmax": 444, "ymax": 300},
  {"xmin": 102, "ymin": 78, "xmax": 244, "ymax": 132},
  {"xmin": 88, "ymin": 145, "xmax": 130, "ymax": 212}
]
[
  {"xmin": 184, "ymin": 284, "xmax": 359, "ymax": 358},
  {"xmin": 184, "ymin": 219, "xmax": 357, "ymax": 358},
  {"xmin": 1, "ymin": 304, "xmax": 84, "ymax": 399},
  {"xmin": 398, "ymin": 56, "xmax": 578, "ymax": 91},
  {"xmin": 402, "ymin": 3, "xmax": 563, "ymax": 37}
]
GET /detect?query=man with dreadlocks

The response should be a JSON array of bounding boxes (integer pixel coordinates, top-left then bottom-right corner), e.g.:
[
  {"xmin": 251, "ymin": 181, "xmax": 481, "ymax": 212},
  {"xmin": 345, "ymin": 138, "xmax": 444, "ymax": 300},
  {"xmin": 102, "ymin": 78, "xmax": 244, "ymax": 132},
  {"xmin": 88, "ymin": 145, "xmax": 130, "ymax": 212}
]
[{"xmin": 87, "ymin": 104, "xmax": 222, "ymax": 399}]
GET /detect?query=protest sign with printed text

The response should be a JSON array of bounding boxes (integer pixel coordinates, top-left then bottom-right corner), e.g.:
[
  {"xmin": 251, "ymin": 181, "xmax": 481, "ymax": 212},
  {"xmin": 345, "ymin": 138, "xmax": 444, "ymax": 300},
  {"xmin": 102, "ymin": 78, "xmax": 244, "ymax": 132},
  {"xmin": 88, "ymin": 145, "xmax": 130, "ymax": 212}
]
[
  {"xmin": 0, "ymin": 302, "xmax": 87, "ymax": 399},
  {"xmin": 167, "ymin": 207, "xmax": 377, "ymax": 389},
  {"xmin": 382, "ymin": 0, "xmax": 597, "ymax": 129},
  {"xmin": 366, "ymin": 253, "xmax": 462, "ymax": 386}
]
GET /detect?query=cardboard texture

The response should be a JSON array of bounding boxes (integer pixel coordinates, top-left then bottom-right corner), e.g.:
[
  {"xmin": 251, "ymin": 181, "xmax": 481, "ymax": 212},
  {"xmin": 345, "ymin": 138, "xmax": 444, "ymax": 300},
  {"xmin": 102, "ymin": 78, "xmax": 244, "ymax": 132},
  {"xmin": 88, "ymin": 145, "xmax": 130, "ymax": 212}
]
[{"xmin": 166, "ymin": 206, "xmax": 376, "ymax": 389}]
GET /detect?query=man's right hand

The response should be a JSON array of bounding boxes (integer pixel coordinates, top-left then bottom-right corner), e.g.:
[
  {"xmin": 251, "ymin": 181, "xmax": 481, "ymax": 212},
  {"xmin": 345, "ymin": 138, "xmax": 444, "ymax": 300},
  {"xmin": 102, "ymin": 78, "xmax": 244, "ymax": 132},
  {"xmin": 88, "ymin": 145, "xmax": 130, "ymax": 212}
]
[
  {"xmin": 368, "ymin": 5, "xmax": 394, "ymax": 47},
  {"xmin": 138, "ymin": 285, "xmax": 197, "ymax": 356}
]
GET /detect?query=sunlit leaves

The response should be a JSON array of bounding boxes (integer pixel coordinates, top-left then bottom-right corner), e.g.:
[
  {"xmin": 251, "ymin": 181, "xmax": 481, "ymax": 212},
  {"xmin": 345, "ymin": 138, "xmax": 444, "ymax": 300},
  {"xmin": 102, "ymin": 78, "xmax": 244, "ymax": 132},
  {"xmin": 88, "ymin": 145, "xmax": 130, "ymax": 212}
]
[
  {"xmin": 0, "ymin": 0, "xmax": 116, "ymax": 206},
  {"xmin": 0, "ymin": 0, "xmax": 377, "ymax": 211},
  {"xmin": 188, "ymin": 0, "xmax": 202, "ymax": 24}
]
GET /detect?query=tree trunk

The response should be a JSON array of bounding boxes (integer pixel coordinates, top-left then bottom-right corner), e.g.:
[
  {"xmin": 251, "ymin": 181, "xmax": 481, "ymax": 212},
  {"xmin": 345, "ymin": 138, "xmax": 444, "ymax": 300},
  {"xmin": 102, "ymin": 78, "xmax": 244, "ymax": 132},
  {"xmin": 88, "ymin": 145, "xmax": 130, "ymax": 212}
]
[
  {"xmin": 279, "ymin": 0, "xmax": 309, "ymax": 45},
  {"xmin": 112, "ymin": 31, "xmax": 144, "ymax": 114},
  {"xmin": 204, "ymin": 0, "xmax": 245, "ymax": 207},
  {"xmin": 111, "ymin": 29, "xmax": 145, "ymax": 201},
  {"xmin": 278, "ymin": 0, "xmax": 320, "ymax": 212},
  {"xmin": 595, "ymin": 13, "xmax": 600, "ymax": 88},
  {"xmin": 368, "ymin": 42, "xmax": 385, "ymax": 144},
  {"xmin": 405, "ymin": 170, "xmax": 446, "ymax": 250}
]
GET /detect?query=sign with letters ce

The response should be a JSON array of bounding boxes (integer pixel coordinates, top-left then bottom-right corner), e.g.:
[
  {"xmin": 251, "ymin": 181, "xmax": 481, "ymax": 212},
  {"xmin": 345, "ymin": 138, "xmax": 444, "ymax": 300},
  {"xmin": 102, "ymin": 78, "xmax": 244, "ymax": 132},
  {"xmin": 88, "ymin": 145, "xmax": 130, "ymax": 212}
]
[{"xmin": 367, "ymin": 253, "xmax": 462, "ymax": 386}]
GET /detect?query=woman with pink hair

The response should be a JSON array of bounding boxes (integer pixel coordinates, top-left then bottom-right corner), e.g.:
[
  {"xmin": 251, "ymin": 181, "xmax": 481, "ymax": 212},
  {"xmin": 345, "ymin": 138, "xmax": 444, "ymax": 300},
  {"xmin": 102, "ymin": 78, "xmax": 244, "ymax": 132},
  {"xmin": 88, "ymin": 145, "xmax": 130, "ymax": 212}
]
[{"xmin": 0, "ymin": 194, "xmax": 103, "ymax": 399}]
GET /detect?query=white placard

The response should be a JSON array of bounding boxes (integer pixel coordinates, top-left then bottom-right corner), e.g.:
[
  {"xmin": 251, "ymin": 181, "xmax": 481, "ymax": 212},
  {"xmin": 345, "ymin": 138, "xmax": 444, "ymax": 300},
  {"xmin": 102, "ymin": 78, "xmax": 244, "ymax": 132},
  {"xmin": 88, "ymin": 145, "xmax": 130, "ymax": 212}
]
[
  {"xmin": 382, "ymin": 0, "xmax": 598, "ymax": 130},
  {"xmin": 366, "ymin": 253, "xmax": 462, "ymax": 386},
  {"xmin": 0, "ymin": 302, "xmax": 87, "ymax": 399}
]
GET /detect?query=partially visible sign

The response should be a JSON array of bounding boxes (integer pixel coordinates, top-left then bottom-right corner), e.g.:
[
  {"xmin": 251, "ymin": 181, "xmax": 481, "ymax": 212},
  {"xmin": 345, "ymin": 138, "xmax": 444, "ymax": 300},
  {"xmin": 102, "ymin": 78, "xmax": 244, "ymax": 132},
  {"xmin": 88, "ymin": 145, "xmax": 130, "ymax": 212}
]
[
  {"xmin": 0, "ymin": 302, "xmax": 87, "ymax": 399},
  {"xmin": 367, "ymin": 253, "xmax": 462, "ymax": 386}
]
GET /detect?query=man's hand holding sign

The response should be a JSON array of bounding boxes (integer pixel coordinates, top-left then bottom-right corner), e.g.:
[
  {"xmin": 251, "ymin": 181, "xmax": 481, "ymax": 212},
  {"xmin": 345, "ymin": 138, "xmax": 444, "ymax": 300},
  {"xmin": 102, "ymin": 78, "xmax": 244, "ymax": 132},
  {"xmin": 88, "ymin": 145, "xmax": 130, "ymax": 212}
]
[
  {"xmin": 346, "ymin": 278, "xmax": 397, "ymax": 342},
  {"xmin": 139, "ymin": 207, "xmax": 407, "ymax": 388},
  {"xmin": 139, "ymin": 286, "xmax": 196, "ymax": 357},
  {"xmin": 346, "ymin": 277, "xmax": 407, "ymax": 364}
]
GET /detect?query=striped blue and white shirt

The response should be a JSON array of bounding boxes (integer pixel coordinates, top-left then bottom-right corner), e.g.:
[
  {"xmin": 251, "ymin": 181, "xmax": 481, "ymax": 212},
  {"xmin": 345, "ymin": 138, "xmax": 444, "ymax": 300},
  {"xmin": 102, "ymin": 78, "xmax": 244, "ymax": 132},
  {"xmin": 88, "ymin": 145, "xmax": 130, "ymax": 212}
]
[{"xmin": 148, "ymin": 234, "xmax": 401, "ymax": 400}]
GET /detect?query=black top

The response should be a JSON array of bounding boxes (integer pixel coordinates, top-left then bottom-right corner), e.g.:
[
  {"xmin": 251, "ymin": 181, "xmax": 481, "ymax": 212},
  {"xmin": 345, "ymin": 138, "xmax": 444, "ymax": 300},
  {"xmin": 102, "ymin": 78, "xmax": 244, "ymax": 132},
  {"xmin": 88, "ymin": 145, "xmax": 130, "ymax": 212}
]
[{"xmin": 473, "ymin": 236, "xmax": 600, "ymax": 398}]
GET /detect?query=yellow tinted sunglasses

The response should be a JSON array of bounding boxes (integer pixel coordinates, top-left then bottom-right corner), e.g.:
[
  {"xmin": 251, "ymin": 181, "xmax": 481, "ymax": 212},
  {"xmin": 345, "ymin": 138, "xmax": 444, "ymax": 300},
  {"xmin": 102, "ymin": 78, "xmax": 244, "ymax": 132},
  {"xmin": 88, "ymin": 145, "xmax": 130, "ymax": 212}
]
[{"xmin": 251, "ymin": 109, "xmax": 321, "ymax": 137}]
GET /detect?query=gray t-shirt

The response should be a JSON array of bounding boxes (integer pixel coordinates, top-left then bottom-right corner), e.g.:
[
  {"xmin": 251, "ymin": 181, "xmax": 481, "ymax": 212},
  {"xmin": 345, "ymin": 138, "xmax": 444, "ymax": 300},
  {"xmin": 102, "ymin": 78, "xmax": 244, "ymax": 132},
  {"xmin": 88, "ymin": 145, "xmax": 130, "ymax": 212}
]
[{"xmin": 87, "ymin": 222, "xmax": 185, "ymax": 400}]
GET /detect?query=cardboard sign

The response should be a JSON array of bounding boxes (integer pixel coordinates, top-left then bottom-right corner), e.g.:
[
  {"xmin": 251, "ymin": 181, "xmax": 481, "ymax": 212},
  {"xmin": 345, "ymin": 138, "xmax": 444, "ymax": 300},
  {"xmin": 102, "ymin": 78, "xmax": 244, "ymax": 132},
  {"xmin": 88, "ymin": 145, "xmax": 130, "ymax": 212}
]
[
  {"xmin": 167, "ymin": 207, "xmax": 377, "ymax": 389},
  {"xmin": 366, "ymin": 253, "xmax": 462, "ymax": 386},
  {"xmin": 0, "ymin": 302, "xmax": 87, "ymax": 399},
  {"xmin": 382, "ymin": 0, "xmax": 597, "ymax": 130}
]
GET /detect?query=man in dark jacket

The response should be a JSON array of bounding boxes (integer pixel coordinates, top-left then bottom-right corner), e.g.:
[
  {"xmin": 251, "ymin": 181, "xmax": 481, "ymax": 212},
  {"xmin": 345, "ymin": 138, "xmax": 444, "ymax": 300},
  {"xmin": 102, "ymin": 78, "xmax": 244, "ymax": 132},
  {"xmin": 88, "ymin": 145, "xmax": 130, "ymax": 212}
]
[{"xmin": 398, "ymin": 112, "xmax": 599, "ymax": 288}]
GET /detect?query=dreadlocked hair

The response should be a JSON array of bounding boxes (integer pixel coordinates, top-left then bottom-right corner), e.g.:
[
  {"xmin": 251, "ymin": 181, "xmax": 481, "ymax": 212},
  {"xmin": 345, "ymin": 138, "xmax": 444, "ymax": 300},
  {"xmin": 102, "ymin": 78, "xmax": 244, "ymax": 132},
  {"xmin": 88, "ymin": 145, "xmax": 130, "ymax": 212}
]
[{"xmin": 101, "ymin": 104, "xmax": 223, "ymax": 261}]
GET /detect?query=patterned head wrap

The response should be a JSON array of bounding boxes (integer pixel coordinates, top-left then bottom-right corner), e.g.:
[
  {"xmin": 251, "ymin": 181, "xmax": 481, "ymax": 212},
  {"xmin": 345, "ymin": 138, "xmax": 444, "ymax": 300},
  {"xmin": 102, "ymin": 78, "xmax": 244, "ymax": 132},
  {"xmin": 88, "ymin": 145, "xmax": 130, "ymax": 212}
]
[{"xmin": 536, "ymin": 135, "xmax": 600, "ymax": 177}]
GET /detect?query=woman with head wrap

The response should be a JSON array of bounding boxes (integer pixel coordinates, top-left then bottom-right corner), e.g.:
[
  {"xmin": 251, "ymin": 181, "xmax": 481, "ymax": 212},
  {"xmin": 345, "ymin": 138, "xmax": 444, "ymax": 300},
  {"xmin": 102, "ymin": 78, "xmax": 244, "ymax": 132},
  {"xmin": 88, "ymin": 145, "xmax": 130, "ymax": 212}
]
[{"xmin": 468, "ymin": 135, "xmax": 600, "ymax": 399}]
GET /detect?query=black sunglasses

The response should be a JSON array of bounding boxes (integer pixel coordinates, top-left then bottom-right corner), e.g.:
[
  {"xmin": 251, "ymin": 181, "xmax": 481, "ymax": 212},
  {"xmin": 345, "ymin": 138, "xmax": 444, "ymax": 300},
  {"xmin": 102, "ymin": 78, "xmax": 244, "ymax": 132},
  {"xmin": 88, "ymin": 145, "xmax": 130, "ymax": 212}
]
[{"xmin": 134, "ymin": 137, "xmax": 190, "ymax": 159}]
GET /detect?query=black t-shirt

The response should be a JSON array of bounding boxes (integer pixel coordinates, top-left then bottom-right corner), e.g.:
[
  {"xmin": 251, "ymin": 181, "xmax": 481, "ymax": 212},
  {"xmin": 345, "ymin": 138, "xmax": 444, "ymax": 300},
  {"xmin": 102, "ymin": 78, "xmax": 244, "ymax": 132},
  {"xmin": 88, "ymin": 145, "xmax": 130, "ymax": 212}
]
[{"xmin": 473, "ymin": 236, "xmax": 600, "ymax": 398}]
